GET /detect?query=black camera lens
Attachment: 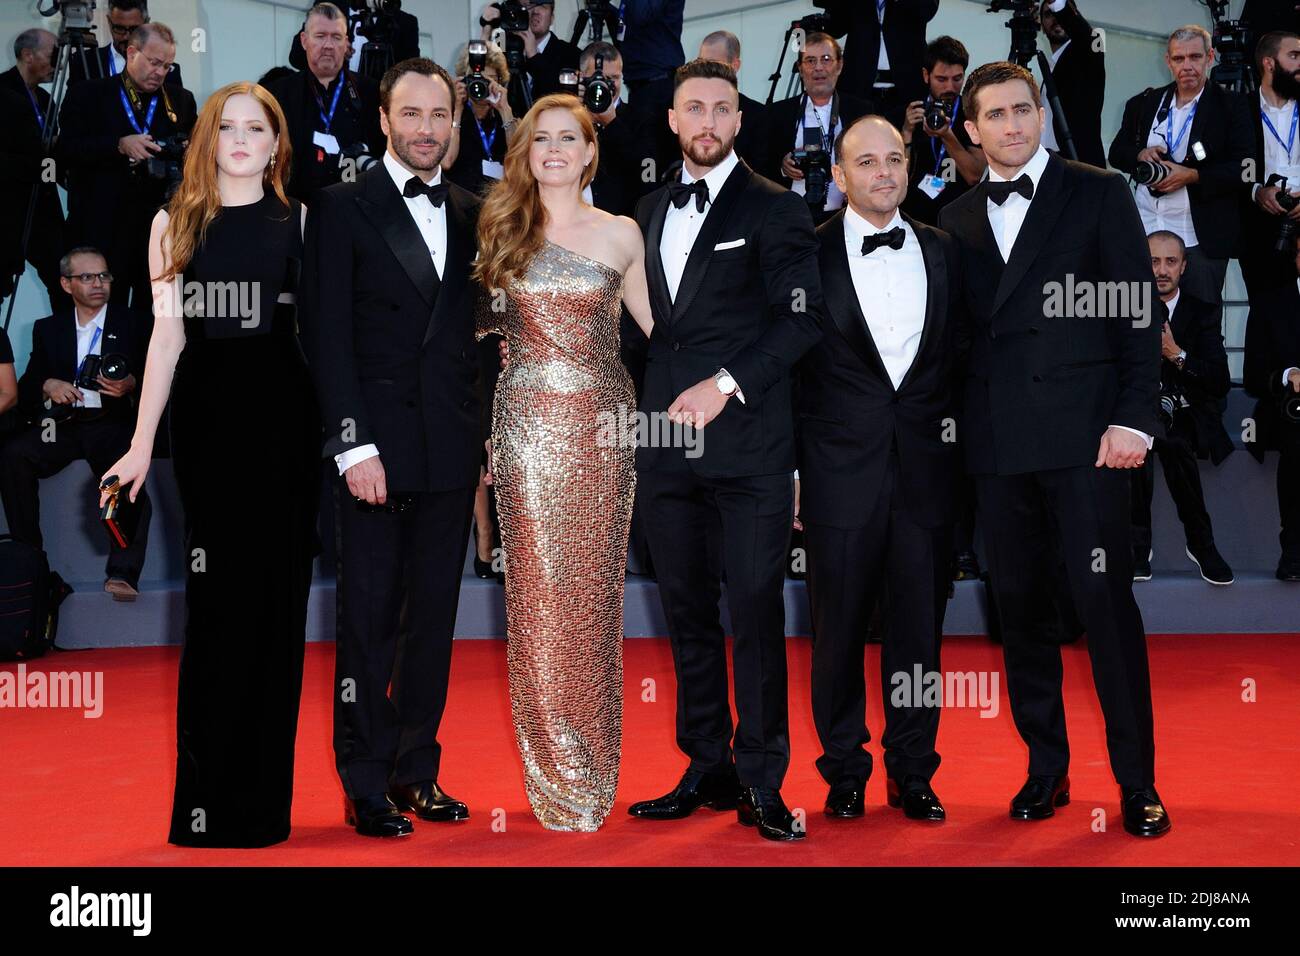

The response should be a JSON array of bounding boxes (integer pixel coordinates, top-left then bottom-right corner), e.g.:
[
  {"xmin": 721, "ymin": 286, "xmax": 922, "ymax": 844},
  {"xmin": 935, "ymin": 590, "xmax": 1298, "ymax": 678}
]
[
  {"xmin": 1133, "ymin": 159, "xmax": 1170, "ymax": 189},
  {"xmin": 924, "ymin": 100, "xmax": 951, "ymax": 132},
  {"xmin": 466, "ymin": 74, "xmax": 490, "ymax": 101},
  {"xmin": 99, "ymin": 353, "xmax": 129, "ymax": 382}
]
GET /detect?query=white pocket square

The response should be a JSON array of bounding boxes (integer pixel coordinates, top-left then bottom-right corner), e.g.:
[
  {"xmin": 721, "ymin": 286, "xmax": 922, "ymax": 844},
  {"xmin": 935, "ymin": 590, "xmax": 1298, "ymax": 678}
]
[{"xmin": 713, "ymin": 238, "xmax": 746, "ymax": 251}]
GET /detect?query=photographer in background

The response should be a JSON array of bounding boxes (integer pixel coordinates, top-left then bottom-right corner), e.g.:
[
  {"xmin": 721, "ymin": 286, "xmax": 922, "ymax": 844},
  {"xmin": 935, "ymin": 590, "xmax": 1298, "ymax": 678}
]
[
  {"xmin": 58, "ymin": 22, "xmax": 196, "ymax": 309},
  {"xmin": 69, "ymin": 0, "xmax": 185, "ymax": 88},
  {"xmin": 900, "ymin": 35, "xmax": 984, "ymax": 226},
  {"xmin": 0, "ymin": 29, "xmax": 68, "ymax": 309},
  {"xmin": 267, "ymin": 2, "xmax": 384, "ymax": 202},
  {"xmin": 288, "ymin": 1, "xmax": 421, "ymax": 75},
  {"xmin": 0, "ymin": 246, "xmax": 152, "ymax": 603},
  {"xmin": 698, "ymin": 30, "xmax": 765, "ymax": 167},
  {"xmin": 1039, "ymin": 0, "xmax": 1106, "ymax": 169},
  {"xmin": 444, "ymin": 41, "xmax": 515, "ymax": 195},
  {"xmin": 1132, "ymin": 231, "xmax": 1235, "ymax": 586},
  {"xmin": 1243, "ymin": 236, "xmax": 1300, "ymax": 582},
  {"xmin": 1109, "ymin": 24, "xmax": 1253, "ymax": 315},
  {"xmin": 759, "ymin": 33, "xmax": 873, "ymax": 226},
  {"xmin": 1239, "ymin": 32, "xmax": 1300, "ymax": 310},
  {"xmin": 574, "ymin": 41, "xmax": 648, "ymax": 216},
  {"xmin": 817, "ymin": 0, "xmax": 938, "ymax": 127},
  {"xmin": 479, "ymin": 1, "xmax": 578, "ymax": 104}
]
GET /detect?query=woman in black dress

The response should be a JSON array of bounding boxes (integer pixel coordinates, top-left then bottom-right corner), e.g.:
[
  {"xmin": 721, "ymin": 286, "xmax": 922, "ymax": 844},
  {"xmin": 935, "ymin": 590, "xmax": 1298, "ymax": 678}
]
[{"xmin": 102, "ymin": 81, "xmax": 321, "ymax": 847}]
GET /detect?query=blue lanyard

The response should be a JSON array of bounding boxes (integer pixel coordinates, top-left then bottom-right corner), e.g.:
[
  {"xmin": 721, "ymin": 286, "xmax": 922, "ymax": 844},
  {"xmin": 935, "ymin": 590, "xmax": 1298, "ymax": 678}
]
[
  {"xmin": 26, "ymin": 85, "xmax": 43, "ymax": 131},
  {"xmin": 107, "ymin": 49, "xmax": 117, "ymax": 76},
  {"xmin": 76, "ymin": 326, "xmax": 103, "ymax": 380},
  {"xmin": 929, "ymin": 94, "xmax": 959, "ymax": 175},
  {"xmin": 1164, "ymin": 97, "xmax": 1197, "ymax": 157},
  {"xmin": 119, "ymin": 85, "xmax": 158, "ymax": 135},
  {"xmin": 473, "ymin": 111, "xmax": 497, "ymax": 158},
  {"xmin": 1262, "ymin": 101, "xmax": 1300, "ymax": 162},
  {"xmin": 877, "ymin": 0, "xmax": 887, "ymax": 22},
  {"xmin": 316, "ymin": 75, "xmax": 344, "ymax": 133}
]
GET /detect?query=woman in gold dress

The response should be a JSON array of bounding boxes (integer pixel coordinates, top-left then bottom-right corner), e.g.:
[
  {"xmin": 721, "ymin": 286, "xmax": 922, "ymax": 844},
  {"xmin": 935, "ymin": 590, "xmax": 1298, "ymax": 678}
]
[{"xmin": 474, "ymin": 93, "xmax": 654, "ymax": 831}]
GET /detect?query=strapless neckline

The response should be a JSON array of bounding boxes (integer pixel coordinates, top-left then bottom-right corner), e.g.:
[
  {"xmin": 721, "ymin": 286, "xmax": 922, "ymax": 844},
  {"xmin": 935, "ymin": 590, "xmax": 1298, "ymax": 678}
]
[{"xmin": 543, "ymin": 238, "xmax": 622, "ymax": 280}]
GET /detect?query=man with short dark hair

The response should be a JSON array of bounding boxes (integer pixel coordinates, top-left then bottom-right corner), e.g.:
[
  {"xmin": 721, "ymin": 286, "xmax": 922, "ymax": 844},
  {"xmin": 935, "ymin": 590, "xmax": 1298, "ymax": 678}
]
[
  {"xmin": 69, "ymin": 0, "xmax": 185, "ymax": 87},
  {"xmin": 0, "ymin": 246, "xmax": 152, "ymax": 601},
  {"xmin": 58, "ymin": 22, "xmax": 197, "ymax": 308},
  {"xmin": 941, "ymin": 61, "xmax": 1171, "ymax": 837}
]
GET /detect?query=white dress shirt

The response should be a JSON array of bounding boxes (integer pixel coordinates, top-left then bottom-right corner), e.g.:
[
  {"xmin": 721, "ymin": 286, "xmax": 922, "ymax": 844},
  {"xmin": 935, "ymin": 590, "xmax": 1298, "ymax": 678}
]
[
  {"xmin": 1135, "ymin": 85, "xmax": 1204, "ymax": 248},
  {"xmin": 1164, "ymin": 289, "xmax": 1180, "ymax": 322},
  {"xmin": 789, "ymin": 97, "xmax": 845, "ymax": 212},
  {"xmin": 108, "ymin": 45, "xmax": 125, "ymax": 76},
  {"xmin": 987, "ymin": 144, "xmax": 1154, "ymax": 449},
  {"xmin": 1255, "ymin": 91, "xmax": 1300, "ymax": 199},
  {"xmin": 334, "ymin": 152, "xmax": 449, "ymax": 476},
  {"xmin": 875, "ymin": 1, "xmax": 890, "ymax": 74},
  {"xmin": 73, "ymin": 305, "xmax": 107, "ymax": 410},
  {"xmin": 842, "ymin": 205, "xmax": 926, "ymax": 389}
]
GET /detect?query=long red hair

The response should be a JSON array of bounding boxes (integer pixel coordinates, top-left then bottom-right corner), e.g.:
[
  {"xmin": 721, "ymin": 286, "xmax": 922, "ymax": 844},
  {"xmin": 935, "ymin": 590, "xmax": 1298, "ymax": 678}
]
[
  {"xmin": 474, "ymin": 93, "xmax": 598, "ymax": 292},
  {"xmin": 159, "ymin": 82, "xmax": 292, "ymax": 281}
]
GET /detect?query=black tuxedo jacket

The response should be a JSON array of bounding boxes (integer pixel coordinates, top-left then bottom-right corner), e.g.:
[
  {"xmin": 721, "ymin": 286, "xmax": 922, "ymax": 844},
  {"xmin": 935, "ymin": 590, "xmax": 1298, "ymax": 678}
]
[
  {"xmin": 68, "ymin": 45, "xmax": 185, "ymax": 88},
  {"xmin": 756, "ymin": 91, "xmax": 874, "ymax": 191},
  {"xmin": 797, "ymin": 211, "xmax": 962, "ymax": 529},
  {"xmin": 16, "ymin": 304, "xmax": 151, "ymax": 421},
  {"xmin": 590, "ymin": 101, "xmax": 648, "ymax": 217},
  {"xmin": 819, "ymin": 0, "xmax": 938, "ymax": 104},
  {"xmin": 299, "ymin": 168, "xmax": 484, "ymax": 494},
  {"xmin": 938, "ymin": 153, "xmax": 1163, "ymax": 476},
  {"xmin": 1108, "ymin": 82, "xmax": 1253, "ymax": 259},
  {"xmin": 56, "ymin": 75, "xmax": 197, "ymax": 237},
  {"xmin": 633, "ymin": 158, "xmax": 825, "ymax": 478},
  {"xmin": 1163, "ymin": 291, "xmax": 1233, "ymax": 464},
  {"xmin": 0, "ymin": 69, "xmax": 62, "ymax": 271},
  {"xmin": 1047, "ymin": 2, "xmax": 1106, "ymax": 169},
  {"xmin": 525, "ymin": 32, "xmax": 580, "ymax": 101}
]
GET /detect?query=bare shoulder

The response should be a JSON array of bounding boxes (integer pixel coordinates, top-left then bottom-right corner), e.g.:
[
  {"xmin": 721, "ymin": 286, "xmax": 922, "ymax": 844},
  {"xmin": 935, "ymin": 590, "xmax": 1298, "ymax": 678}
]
[{"xmin": 603, "ymin": 213, "xmax": 644, "ymax": 264}]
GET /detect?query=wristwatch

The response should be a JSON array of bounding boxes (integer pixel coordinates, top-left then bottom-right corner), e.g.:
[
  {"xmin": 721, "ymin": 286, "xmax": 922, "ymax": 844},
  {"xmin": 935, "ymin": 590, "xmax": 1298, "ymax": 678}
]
[
  {"xmin": 1173, "ymin": 350, "xmax": 1187, "ymax": 369},
  {"xmin": 714, "ymin": 368, "xmax": 739, "ymax": 397}
]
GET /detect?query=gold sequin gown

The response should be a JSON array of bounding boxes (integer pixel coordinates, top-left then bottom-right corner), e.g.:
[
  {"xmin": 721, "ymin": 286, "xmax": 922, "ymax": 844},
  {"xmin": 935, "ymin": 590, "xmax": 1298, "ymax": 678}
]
[{"xmin": 477, "ymin": 239, "xmax": 637, "ymax": 831}]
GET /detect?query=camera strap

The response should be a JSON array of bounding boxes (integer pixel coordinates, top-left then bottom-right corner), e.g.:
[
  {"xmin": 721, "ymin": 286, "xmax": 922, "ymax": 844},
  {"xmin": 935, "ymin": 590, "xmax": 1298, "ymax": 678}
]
[
  {"xmin": 314, "ymin": 72, "xmax": 346, "ymax": 133},
  {"xmin": 473, "ymin": 110, "xmax": 498, "ymax": 158},
  {"xmin": 25, "ymin": 85, "xmax": 43, "ymax": 131},
  {"xmin": 1261, "ymin": 101, "xmax": 1300, "ymax": 162},
  {"xmin": 119, "ymin": 84, "xmax": 158, "ymax": 135},
  {"xmin": 1163, "ymin": 94, "xmax": 1197, "ymax": 159},
  {"xmin": 797, "ymin": 92, "xmax": 840, "ymax": 162}
]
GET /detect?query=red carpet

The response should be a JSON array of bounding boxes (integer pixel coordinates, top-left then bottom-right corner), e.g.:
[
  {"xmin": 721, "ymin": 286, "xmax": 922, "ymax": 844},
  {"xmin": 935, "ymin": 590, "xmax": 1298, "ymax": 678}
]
[{"xmin": 2, "ymin": 635, "xmax": 1298, "ymax": 866}]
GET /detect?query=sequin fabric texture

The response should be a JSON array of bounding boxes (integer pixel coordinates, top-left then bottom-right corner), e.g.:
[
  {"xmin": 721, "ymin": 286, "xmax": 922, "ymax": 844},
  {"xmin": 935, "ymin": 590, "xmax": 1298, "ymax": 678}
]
[{"xmin": 477, "ymin": 239, "xmax": 637, "ymax": 831}]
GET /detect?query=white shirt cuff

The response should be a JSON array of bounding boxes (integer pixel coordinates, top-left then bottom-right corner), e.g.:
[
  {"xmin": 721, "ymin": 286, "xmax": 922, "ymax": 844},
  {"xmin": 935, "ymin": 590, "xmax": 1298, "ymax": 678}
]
[
  {"xmin": 1110, "ymin": 424, "xmax": 1154, "ymax": 449},
  {"xmin": 793, "ymin": 469, "xmax": 800, "ymax": 480},
  {"xmin": 1285, "ymin": 367, "xmax": 1300, "ymax": 388},
  {"xmin": 335, "ymin": 443, "xmax": 380, "ymax": 475},
  {"xmin": 1253, "ymin": 182, "xmax": 1262, "ymax": 200}
]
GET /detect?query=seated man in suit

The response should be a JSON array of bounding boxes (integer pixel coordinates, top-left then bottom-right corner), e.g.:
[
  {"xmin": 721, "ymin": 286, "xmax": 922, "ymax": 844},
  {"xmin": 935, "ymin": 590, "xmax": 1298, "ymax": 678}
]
[
  {"xmin": 758, "ymin": 32, "xmax": 873, "ymax": 226},
  {"xmin": 68, "ymin": 0, "xmax": 185, "ymax": 88},
  {"xmin": 0, "ymin": 247, "xmax": 152, "ymax": 601},
  {"xmin": 1132, "ymin": 230, "xmax": 1235, "ymax": 585},
  {"xmin": 798, "ymin": 114, "xmax": 963, "ymax": 823}
]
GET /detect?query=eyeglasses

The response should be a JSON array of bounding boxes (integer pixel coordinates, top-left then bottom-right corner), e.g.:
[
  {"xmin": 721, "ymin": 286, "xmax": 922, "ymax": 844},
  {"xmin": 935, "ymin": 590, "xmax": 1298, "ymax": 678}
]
[
  {"xmin": 65, "ymin": 271, "xmax": 114, "ymax": 284},
  {"xmin": 109, "ymin": 24, "xmax": 136, "ymax": 37},
  {"xmin": 800, "ymin": 54, "xmax": 837, "ymax": 67}
]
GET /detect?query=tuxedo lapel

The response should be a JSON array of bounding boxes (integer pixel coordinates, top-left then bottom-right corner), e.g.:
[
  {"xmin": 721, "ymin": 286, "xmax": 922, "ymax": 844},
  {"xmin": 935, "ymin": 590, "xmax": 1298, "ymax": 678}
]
[
  {"xmin": 356, "ymin": 168, "xmax": 439, "ymax": 311},
  {"xmin": 822, "ymin": 212, "xmax": 892, "ymax": 386},
  {"xmin": 670, "ymin": 160, "xmax": 751, "ymax": 323},
  {"xmin": 897, "ymin": 214, "xmax": 944, "ymax": 393},
  {"xmin": 423, "ymin": 185, "xmax": 469, "ymax": 346},
  {"xmin": 954, "ymin": 188, "xmax": 1002, "ymax": 310},
  {"xmin": 643, "ymin": 188, "xmax": 673, "ymax": 326},
  {"xmin": 992, "ymin": 154, "xmax": 1073, "ymax": 318}
]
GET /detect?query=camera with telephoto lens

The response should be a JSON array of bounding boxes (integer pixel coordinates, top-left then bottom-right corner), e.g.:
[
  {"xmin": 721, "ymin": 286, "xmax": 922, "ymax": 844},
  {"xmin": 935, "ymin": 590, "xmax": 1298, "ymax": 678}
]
[
  {"xmin": 39, "ymin": 0, "xmax": 96, "ymax": 31},
  {"xmin": 1283, "ymin": 389, "xmax": 1300, "ymax": 423},
  {"xmin": 76, "ymin": 352, "xmax": 129, "ymax": 391},
  {"xmin": 1133, "ymin": 151, "xmax": 1172, "ymax": 193},
  {"xmin": 486, "ymin": 0, "xmax": 530, "ymax": 33},
  {"xmin": 138, "ymin": 135, "xmax": 187, "ymax": 199},
  {"xmin": 465, "ymin": 40, "xmax": 491, "ymax": 101},
  {"xmin": 924, "ymin": 96, "xmax": 954, "ymax": 132},
  {"xmin": 794, "ymin": 124, "xmax": 832, "ymax": 207},
  {"xmin": 338, "ymin": 141, "xmax": 379, "ymax": 173},
  {"xmin": 1158, "ymin": 385, "xmax": 1185, "ymax": 431},
  {"xmin": 583, "ymin": 54, "xmax": 614, "ymax": 114},
  {"xmin": 1267, "ymin": 174, "xmax": 1300, "ymax": 254}
]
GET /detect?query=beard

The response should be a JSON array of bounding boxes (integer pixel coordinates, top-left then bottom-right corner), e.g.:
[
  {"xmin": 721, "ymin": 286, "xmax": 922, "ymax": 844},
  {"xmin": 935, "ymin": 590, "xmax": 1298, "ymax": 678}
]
[
  {"xmin": 392, "ymin": 130, "xmax": 448, "ymax": 171},
  {"xmin": 1275, "ymin": 66, "xmax": 1300, "ymax": 102},
  {"xmin": 681, "ymin": 127, "xmax": 736, "ymax": 168}
]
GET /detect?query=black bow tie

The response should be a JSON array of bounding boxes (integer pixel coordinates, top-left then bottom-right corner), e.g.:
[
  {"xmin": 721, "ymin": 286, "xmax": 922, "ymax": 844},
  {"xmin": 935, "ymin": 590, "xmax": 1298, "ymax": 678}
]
[
  {"xmin": 403, "ymin": 176, "xmax": 450, "ymax": 207},
  {"xmin": 985, "ymin": 173, "xmax": 1034, "ymax": 206},
  {"xmin": 668, "ymin": 178, "xmax": 710, "ymax": 212},
  {"xmin": 861, "ymin": 226, "xmax": 906, "ymax": 255}
]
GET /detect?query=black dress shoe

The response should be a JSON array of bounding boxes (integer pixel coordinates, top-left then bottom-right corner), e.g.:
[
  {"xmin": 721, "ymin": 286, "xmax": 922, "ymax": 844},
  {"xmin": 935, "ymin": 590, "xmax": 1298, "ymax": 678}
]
[
  {"xmin": 824, "ymin": 778, "xmax": 866, "ymax": 818},
  {"xmin": 390, "ymin": 780, "xmax": 469, "ymax": 822},
  {"xmin": 953, "ymin": 550, "xmax": 982, "ymax": 581},
  {"xmin": 1277, "ymin": 554, "xmax": 1300, "ymax": 582},
  {"xmin": 737, "ymin": 787, "xmax": 805, "ymax": 841},
  {"xmin": 1133, "ymin": 548, "xmax": 1152, "ymax": 582},
  {"xmin": 1010, "ymin": 774, "xmax": 1070, "ymax": 820},
  {"xmin": 1121, "ymin": 787, "xmax": 1171, "ymax": 837},
  {"xmin": 886, "ymin": 775, "xmax": 946, "ymax": 821},
  {"xmin": 1186, "ymin": 543, "xmax": 1233, "ymax": 586},
  {"xmin": 627, "ymin": 768, "xmax": 740, "ymax": 819},
  {"xmin": 344, "ymin": 793, "xmax": 414, "ymax": 837}
]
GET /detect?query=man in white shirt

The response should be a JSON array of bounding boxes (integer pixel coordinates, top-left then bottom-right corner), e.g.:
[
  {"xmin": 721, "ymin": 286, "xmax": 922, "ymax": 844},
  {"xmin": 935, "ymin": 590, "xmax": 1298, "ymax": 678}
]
[
  {"xmin": 798, "ymin": 115, "xmax": 965, "ymax": 825},
  {"xmin": 940, "ymin": 61, "xmax": 1171, "ymax": 837}
]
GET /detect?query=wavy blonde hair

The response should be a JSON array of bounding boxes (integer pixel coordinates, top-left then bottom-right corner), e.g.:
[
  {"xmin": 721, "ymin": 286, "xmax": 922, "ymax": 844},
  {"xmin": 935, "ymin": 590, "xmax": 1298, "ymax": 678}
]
[
  {"xmin": 473, "ymin": 93, "xmax": 598, "ymax": 292},
  {"xmin": 159, "ymin": 82, "xmax": 292, "ymax": 281}
]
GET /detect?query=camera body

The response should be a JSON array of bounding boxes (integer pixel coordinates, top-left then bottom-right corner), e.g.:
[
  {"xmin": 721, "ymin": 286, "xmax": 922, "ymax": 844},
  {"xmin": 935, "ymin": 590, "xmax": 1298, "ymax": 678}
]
[
  {"xmin": 76, "ymin": 352, "xmax": 129, "ymax": 391},
  {"xmin": 794, "ymin": 124, "xmax": 832, "ymax": 208},
  {"xmin": 924, "ymin": 96, "xmax": 954, "ymax": 133},
  {"xmin": 1267, "ymin": 174, "xmax": 1300, "ymax": 254},
  {"xmin": 465, "ymin": 41, "xmax": 491, "ymax": 101},
  {"xmin": 583, "ymin": 55, "xmax": 615, "ymax": 114},
  {"xmin": 138, "ymin": 135, "xmax": 187, "ymax": 199},
  {"xmin": 338, "ymin": 140, "xmax": 379, "ymax": 173},
  {"xmin": 490, "ymin": 0, "xmax": 531, "ymax": 34},
  {"xmin": 1133, "ymin": 151, "xmax": 1172, "ymax": 193},
  {"xmin": 1158, "ymin": 385, "xmax": 1185, "ymax": 431}
]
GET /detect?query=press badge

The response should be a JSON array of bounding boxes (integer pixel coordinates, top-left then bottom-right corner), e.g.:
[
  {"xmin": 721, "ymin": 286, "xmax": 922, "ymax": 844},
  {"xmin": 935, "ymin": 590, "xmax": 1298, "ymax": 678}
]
[
  {"xmin": 1191, "ymin": 141, "xmax": 1207, "ymax": 161},
  {"xmin": 313, "ymin": 130, "xmax": 341, "ymax": 154},
  {"xmin": 481, "ymin": 159, "xmax": 504, "ymax": 180},
  {"xmin": 919, "ymin": 174, "xmax": 946, "ymax": 200}
]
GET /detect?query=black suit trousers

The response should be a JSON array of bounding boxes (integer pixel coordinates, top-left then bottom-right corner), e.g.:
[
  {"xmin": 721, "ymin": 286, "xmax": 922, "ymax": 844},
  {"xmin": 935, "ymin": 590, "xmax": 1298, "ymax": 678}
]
[
  {"xmin": 804, "ymin": 450, "xmax": 949, "ymax": 787},
  {"xmin": 1130, "ymin": 438, "xmax": 1215, "ymax": 555},
  {"xmin": 331, "ymin": 480, "xmax": 475, "ymax": 799},
  {"xmin": 976, "ymin": 464, "xmax": 1156, "ymax": 790},
  {"xmin": 636, "ymin": 456, "xmax": 794, "ymax": 790}
]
